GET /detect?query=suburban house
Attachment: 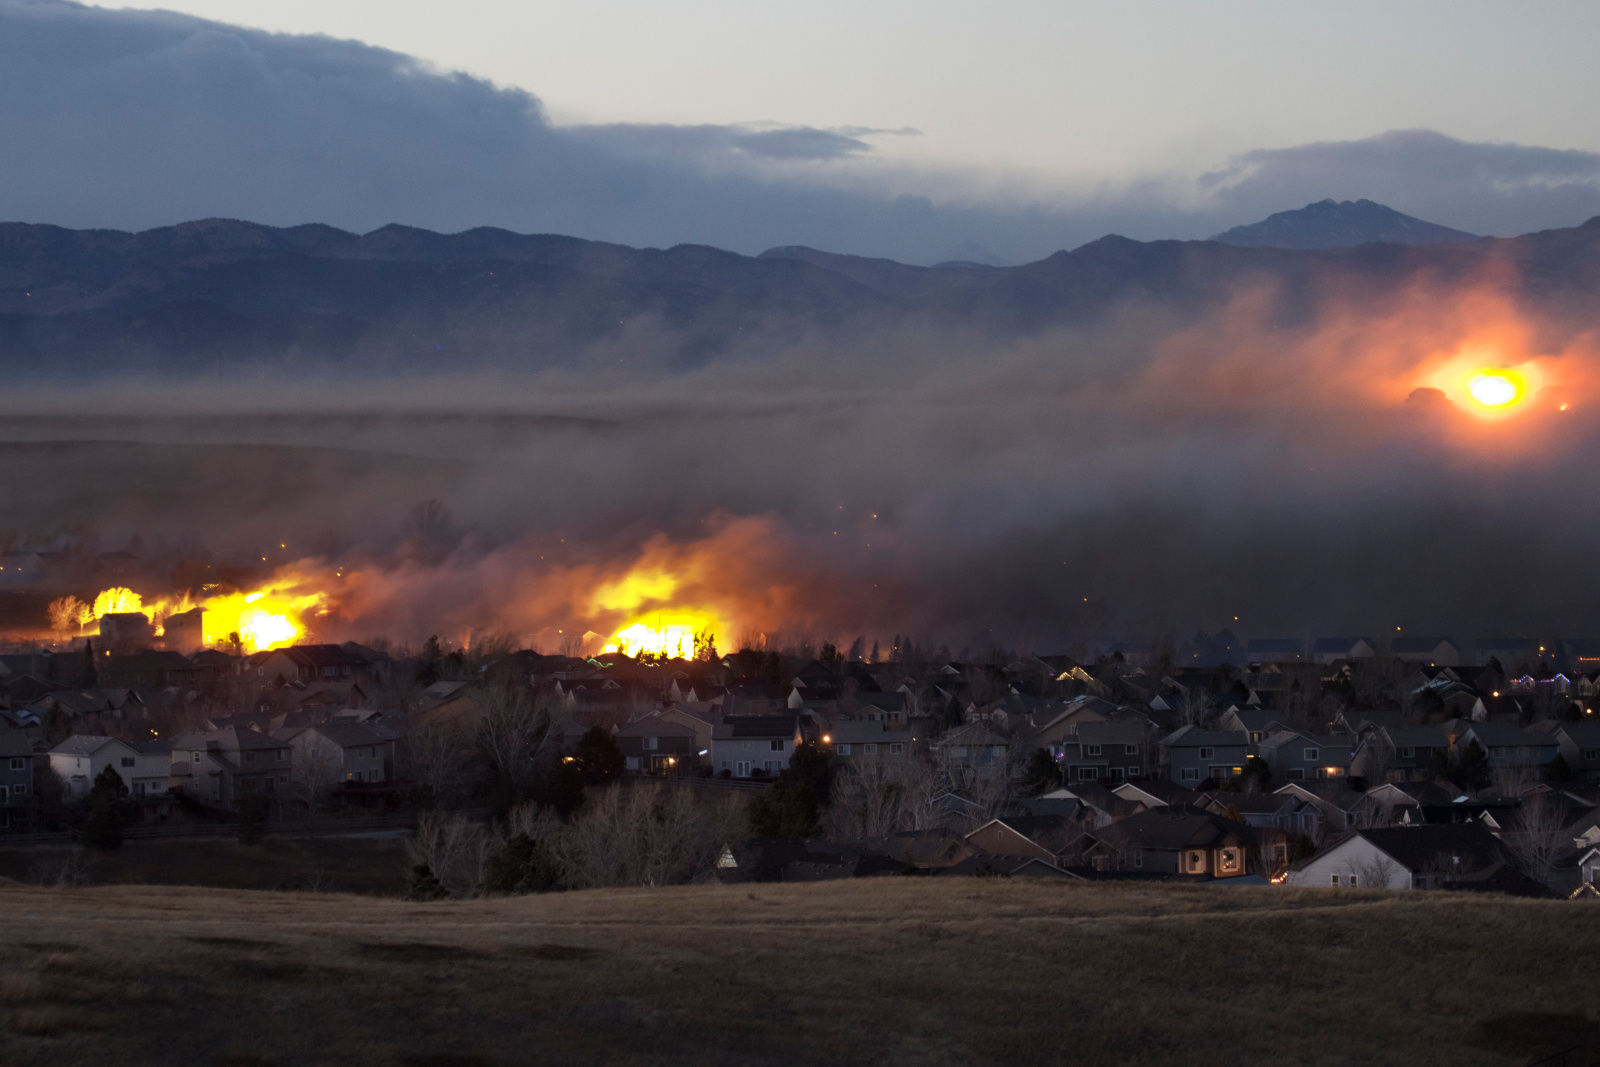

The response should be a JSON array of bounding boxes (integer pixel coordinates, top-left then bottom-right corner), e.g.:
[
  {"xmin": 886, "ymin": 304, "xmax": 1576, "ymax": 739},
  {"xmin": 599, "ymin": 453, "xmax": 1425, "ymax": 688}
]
[
  {"xmin": 1390, "ymin": 637, "xmax": 1463, "ymax": 665},
  {"xmin": 1473, "ymin": 638, "xmax": 1545, "ymax": 670},
  {"xmin": 1283, "ymin": 823, "xmax": 1527, "ymax": 891},
  {"xmin": 929, "ymin": 723, "xmax": 1010, "ymax": 775},
  {"xmin": 274, "ymin": 722, "xmax": 395, "ymax": 787},
  {"xmin": 249, "ymin": 644, "xmax": 370, "ymax": 687},
  {"xmin": 169, "ymin": 727, "xmax": 294, "ymax": 810},
  {"xmin": 0, "ymin": 730, "xmax": 36, "ymax": 826},
  {"xmin": 1201, "ymin": 791, "xmax": 1320, "ymax": 836},
  {"xmin": 1274, "ymin": 781, "xmax": 1370, "ymax": 837},
  {"xmin": 1080, "ymin": 807, "xmax": 1287, "ymax": 878},
  {"xmin": 1053, "ymin": 718, "xmax": 1149, "ymax": 782},
  {"xmin": 614, "ymin": 717, "xmax": 699, "ymax": 774},
  {"xmin": 1256, "ymin": 731, "xmax": 1354, "ymax": 781},
  {"xmin": 1217, "ymin": 707, "xmax": 1291, "ymax": 745},
  {"xmin": 1547, "ymin": 721, "xmax": 1600, "ymax": 782},
  {"xmin": 711, "ymin": 715, "xmax": 802, "ymax": 779},
  {"xmin": 1245, "ymin": 638, "xmax": 1304, "ymax": 664},
  {"xmin": 1111, "ymin": 780, "xmax": 1202, "ymax": 810},
  {"xmin": 1311, "ymin": 638, "xmax": 1377, "ymax": 665},
  {"xmin": 1456, "ymin": 723, "xmax": 1559, "ymax": 779},
  {"xmin": 825, "ymin": 720, "xmax": 914, "ymax": 763},
  {"xmin": 1351, "ymin": 724, "xmax": 1452, "ymax": 782},
  {"xmin": 1158, "ymin": 726, "xmax": 1251, "ymax": 784},
  {"xmin": 48, "ymin": 734, "xmax": 171, "ymax": 799}
]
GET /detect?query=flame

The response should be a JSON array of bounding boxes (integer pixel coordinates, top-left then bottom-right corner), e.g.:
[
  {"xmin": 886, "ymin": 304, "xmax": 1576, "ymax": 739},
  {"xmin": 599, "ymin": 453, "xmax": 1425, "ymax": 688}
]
[
  {"xmin": 604, "ymin": 608, "xmax": 724, "ymax": 658},
  {"xmin": 90, "ymin": 566, "xmax": 332, "ymax": 654},
  {"xmin": 1467, "ymin": 370, "xmax": 1523, "ymax": 408}
]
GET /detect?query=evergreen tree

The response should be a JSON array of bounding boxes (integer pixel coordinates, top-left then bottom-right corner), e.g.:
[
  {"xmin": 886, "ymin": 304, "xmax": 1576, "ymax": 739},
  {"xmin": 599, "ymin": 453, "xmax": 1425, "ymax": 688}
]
[
  {"xmin": 82, "ymin": 764, "xmax": 130, "ymax": 851},
  {"xmin": 83, "ymin": 638, "xmax": 97, "ymax": 686},
  {"xmin": 1543, "ymin": 752, "xmax": 1575, "ymax": 783},
  {"xmin": 1022, "ymin": 748, "xmax": 1062, "ymax": 795},
  {"xmin": 748, "ymin": 742, "xmax": 834, "ymax": 838},
  {"xmin": 404, "ymin": 864, "xmax": 449, "ymax": 901},
  {"xmin": 481, "ymin": 833, "xmax": 564, "ymax": 894},
  {"xmin": 1456, "ymin": 740, "xmax": 1491, "ymax": 791},
  {"xmin": 573, "ymin": 726, "xmax": 625, "ymax": 784}
]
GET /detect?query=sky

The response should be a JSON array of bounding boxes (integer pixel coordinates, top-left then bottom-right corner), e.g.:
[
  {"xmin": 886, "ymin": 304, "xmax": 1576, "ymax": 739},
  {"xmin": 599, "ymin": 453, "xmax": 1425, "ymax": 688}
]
[{"xmin": 2, "ymin": 0, "xmax": 1599, "ymax": 262}]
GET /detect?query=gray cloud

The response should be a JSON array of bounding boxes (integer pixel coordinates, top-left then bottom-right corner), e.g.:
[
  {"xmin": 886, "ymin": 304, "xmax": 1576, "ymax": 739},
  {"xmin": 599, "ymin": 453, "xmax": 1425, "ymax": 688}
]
[{"xmin": 2, "ymin": 2, "xmax": 1600, "ymax": 266}]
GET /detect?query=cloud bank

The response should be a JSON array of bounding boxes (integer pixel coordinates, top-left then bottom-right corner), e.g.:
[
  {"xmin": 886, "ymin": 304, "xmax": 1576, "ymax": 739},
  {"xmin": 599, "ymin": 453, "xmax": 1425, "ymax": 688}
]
[{"xmin": 2, "ymin": 1, "xmax": 1599, "ymax": 263}]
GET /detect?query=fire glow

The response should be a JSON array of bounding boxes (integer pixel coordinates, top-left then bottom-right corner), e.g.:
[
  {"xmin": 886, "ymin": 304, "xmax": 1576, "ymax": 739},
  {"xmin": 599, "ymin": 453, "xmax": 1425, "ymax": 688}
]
[{"xmin": 87, "ymin": 570, "xmax": 330, "ymax": 653}]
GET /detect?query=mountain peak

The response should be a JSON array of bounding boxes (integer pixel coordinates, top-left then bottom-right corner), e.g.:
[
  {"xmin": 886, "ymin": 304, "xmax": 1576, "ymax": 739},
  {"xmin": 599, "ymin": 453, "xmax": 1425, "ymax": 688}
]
[{"xmin": 1210, "ymin": 199, "xmax": 1479, "ymax": 250}]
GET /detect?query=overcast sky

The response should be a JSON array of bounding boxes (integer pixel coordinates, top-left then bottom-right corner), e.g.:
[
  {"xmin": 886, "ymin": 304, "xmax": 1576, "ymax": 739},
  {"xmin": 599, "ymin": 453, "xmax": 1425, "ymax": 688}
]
[{"xmin": 4, "ymin": 0, "xmax": 1600, "ymax": 262}]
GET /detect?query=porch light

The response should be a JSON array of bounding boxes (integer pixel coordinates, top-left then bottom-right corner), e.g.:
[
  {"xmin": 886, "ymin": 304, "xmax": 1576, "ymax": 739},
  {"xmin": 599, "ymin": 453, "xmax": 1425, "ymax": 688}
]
[{"xmin": 822, "ymin": 735, "xmax": 831, "ymax": 743}]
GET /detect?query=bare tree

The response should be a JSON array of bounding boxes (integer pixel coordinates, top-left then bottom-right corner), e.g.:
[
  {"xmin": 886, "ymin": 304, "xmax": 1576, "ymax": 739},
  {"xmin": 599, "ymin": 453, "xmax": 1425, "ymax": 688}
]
[
  {"xmin": 407, "ymin": 810, "xmax": 500, "ymax": 897},
  {"xmin": 541, "ymin": 784, "xmax": 743, "ymax": 889},
  {"xmin": 400, "ymin": 715, "xmax": 473, "ymax": 806},
  {"xmin": 1348, "ymin": 849, "xmax": 1403, "ymax": 890},
  {"xmin": 474, "ymin": 683, "xmax": 562, "ymax": 802},
  {"xmin": 1501, "ymin": 793, "xmax": 1573, "ymax": 890},
  {"xmin": 825, "ymin": 756, "xmax": 939, "ymax": 837}
]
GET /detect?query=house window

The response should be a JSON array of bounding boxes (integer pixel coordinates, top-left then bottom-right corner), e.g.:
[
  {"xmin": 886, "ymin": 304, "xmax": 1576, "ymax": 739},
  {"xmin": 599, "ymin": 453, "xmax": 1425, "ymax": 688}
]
[
  {"xmin": 1086, "ymin": 744, "xmax": 1102, "ymax": 757},
  {"xmin": 1303, "ymin": 748, "xmax": 1319, "ymax": 762},
  {"xmin": 277, "ymin": 750, "xmax": 287, "ymax": 762},
  {"xmin": 1126, "ymin": 744, "xmax": 1139, "ymax": 755},
  {"xmin": 1400, "ymin": 747, "xmax": 1415, "ymax": 759},
  {"xmin": 1131, "ymin": 850, "xmax": 1143, "ymax": 869},
  {"xmin": 8, "ymin": 758, "xmax": 23, "ymax": 771},
  {"xmin": 1127, "ymin": 766, "xmax": 1140, "ymax": 777},
  {"xmin": 1187, "ymin": 852, "xmax": 1204, "ymax": 873},
  {"xmin": 888, "ymin": 743, "xmax": 904, "ymax": 755},
  {"xmin": 0, "ymin": 785, "xmax": 8, "ymax": 800},
  {"xmin": 861, "ymin": 743, "xmax": 878, "ymax": 755},
  {"xmin": 11, "ymin": 783, "xmax": 24, "ymax": 796},
  {"xmin": 644, "ymin": 737, "xmax": 659, "ymax": 751},
  {"xmin": 1288, "ymin": 768, "xmax": 1305, "ymax": 780},
  {"xmin": 764, "ymin": 760, "xmax": 781, "ymax": 774},
  {"xmin": 120, "ymin": 756, "xmax": 135, "ymax": 768},
  {"xmin": 770, "ymin": 740, "xmax": 785, "ymax": 751},
  {"xmin": 836, "ymin": 744, "xmax": 852, "ymax": 756},
  {"xmin": 1077, "ymin": 767, "xmax": 1097, "ymax": 780},
  {"xmin": 279, "ymin": 775, "xmax": 288, "ymax": 784},
  {"xmin": 244, "ymin": 751, "xmax": 257, "ymax": 764},
  {"xmin": 1199, "ymin": 747, "xmax": 1215, "ymax": 760},
  {"xmin": 1218, "ymin": 848, "xmax": 1240, "ymax": 873},
  {"xmin": 192, "ymin": 752, "xmax": 202, "ymax": 764},
  {"xmin": 1180, "ymin": 768, "xmax": 1200, "ymax": 782},
  {"xmin": 1331, "ymin": 874, "xmax": 1340, "ymax": 887},
  {"xmin": 1349, "ymin": 874, "xmax": 1359, "ymax": 888},
  {"xmin": 1108, "ymin": 767, "xmax": 1125, "ymax": 781},
  {"xmin": 1583, "ymin": 749, "xmax": 1599, "ymax": 761},
  {"xmin": 135, "ymin": 782, "xmax": 145, "ymax": 796},
  {"xmin": 735, "ymin": 761, "xmax": 751, "ymax": 777}
]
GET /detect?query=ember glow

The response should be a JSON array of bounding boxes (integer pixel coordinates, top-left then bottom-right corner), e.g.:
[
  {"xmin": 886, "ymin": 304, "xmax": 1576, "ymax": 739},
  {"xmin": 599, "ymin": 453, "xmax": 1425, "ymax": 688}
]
[{"xmin": 1467, "ymin": 369, "xmax": 1523, "ymax": 408}]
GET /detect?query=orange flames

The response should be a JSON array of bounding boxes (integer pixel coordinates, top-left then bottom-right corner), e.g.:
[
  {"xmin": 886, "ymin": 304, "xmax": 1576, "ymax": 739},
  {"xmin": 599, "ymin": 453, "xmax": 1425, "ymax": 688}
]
[{"xmin": 89, "ymin": 567, "xmax": 332, "ymax": 653}]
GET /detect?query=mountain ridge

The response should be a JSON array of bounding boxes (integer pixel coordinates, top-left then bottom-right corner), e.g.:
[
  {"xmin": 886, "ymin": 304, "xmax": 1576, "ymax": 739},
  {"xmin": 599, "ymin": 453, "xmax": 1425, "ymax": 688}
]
[{"xmin": 1210, "ymin": 198, "xmax": 1480, "ymax": 249}]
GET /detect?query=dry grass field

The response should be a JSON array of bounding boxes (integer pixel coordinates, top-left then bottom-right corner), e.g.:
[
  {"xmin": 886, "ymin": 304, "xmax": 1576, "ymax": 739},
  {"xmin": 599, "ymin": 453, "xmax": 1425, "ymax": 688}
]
[
  {"xmin": 0, "ymin": 837, "xmax": 412, "ymax": 894},
  {"xmin": 0, "ymin": 878, "xmax": 1593, "ymax": 1067}
]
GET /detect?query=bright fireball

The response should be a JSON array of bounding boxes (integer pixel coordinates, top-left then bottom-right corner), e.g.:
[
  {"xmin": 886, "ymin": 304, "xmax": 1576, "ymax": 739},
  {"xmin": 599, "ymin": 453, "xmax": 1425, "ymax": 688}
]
[{"xmin": 1467, "ymin": 369, "xmax": 1523, "ymax": 408}]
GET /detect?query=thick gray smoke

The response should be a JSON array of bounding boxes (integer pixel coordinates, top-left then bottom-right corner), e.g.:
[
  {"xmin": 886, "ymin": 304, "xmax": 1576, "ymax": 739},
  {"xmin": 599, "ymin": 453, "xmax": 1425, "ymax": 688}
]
[{"xmin": 4, "ymin": 270, "xmax": 1599, "ymax": 653}]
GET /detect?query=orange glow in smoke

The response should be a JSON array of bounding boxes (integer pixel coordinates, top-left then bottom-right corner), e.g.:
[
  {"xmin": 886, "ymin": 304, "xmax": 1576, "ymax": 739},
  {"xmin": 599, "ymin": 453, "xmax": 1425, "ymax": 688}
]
[
  {"xmin": 604, "ymin": 607, "xmax": 725, "ymax": 658},
  {"xmin": 1467, "ymin": 370, "xmax": 1523, "ymax": 408}
]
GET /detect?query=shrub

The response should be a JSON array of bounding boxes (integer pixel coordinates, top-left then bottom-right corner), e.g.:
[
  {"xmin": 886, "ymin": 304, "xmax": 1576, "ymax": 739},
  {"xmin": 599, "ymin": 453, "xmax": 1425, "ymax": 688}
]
[{"xmin": 404, "ymin": 864, "xmax": 449, "ymax": 901}]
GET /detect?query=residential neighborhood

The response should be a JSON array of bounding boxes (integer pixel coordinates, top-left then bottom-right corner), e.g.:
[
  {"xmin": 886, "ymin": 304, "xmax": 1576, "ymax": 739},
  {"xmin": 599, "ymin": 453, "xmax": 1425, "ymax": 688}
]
[{"xmin": 0, "ymin": 628, "xmax": 1596, "ymax": 898}]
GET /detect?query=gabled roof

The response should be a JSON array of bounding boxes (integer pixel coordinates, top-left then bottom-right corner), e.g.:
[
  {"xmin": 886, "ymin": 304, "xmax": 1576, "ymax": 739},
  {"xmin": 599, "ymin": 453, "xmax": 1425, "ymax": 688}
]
[
  {"xmin": 1318, "ymin": 823, "xmax": 1506, "ymax": 875},
  {"xmin": 1100, "ymin": 806, "xmax": 1256, "ymax": 850},
  {"xmin": 252, "ymin": 644, "xmax": 367, "ymax": 668},
  {"xmin": 49, "ymin": 734, "xmax": 123, "ymax": 757},
  {"xmin": 1158, "ymin": 725, "xmax": 1249, "ymax": 748},
  {"xmin": 827, "ymin": 720, "xmax": 912, "ymax": 745},
  {"xmin": 932, "ymin": 723, "xmax": 1008, "ymax": 748},
  {"xmin": 713, "ymin": 715, "xmax": 800, "ymax": 740}
]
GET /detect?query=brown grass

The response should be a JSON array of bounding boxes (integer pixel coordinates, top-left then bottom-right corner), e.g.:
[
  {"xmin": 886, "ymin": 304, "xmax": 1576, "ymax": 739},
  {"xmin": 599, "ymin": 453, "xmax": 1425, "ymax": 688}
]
[{"xmin": 0, "ymin": 879, "xmax": 1591, "ymax": 1065}]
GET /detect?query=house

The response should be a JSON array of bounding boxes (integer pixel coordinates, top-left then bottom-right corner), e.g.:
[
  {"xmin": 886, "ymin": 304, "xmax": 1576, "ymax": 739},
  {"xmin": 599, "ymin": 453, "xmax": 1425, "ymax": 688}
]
[
  {"xmin": 1311, "ymin": 638, "xmax": 1377, "ymax": 665},
  {"xmin": 1026, "ymin": 696, "xmax": 1115, "ymax": 750},
  {"xmin": 1080, "ymin": 806, "xmax": 1287, "ymax": 878},
  {"xmin": 1351, "ymin": 725, "xmax": 1452, "ymax": 783},
  {"xmin": 1111, "ymin": 780, "xmax": 1202, "ymax": 810},
  {"xmin": 1283, "ymin": 823, "xmax": 1525, "ymax": 891},
  {"xmin": 98, "ymin": 611, "xmax": 154, "ymax": 648},
  {"xmin": 657, "ymin": 704, "xmax": 717, "ymax": 756},
  {"xmin": 1274, "ymin": 781, "xmax": 1370, "ymax": 838},
  {"xmin": 1043, "ymin": 782, "xmax": 1145, "ymax": 828},
  {"xmin": 1549, "ymin": 722, "xmax": 1600, "ymax": 782},
  {"xmin": 274, "ymin": 722, "xmax": 395, "ymax": 788},
  {"xmin": 929, "ymin": 723, "xmax": 1009, "ymax": 775},
  {"xmin": 1473, "ymin": 638, "xmax": 1545, "ymax": 671},
  {"xmin": 963, "ymin": 817, "xmax": 1066, "ymax": 864},
  {"xmin": 1245, "ymin": 638, "xmax": 1303, "ymax": 664},
  {"xmin": 1390, "ymin": 637, "xmax": 1462, "ymax": 665},
  {"xmin": 169, "ymin": 727, "xmax": 295, "ymax": 810},
  {"xmin": 711, "ymin": 716, "xmax": 802, "ymax": 779},
  {"xmin": 414, "ymin": 679, "xmax": 475, "ymax": 719},
  {"xmin": 48, "ymin": 735, "xmax": 170, "ymax": 799},
  {"xmin": 1200, "ymin": 791, "xmax": 1316, "ymax": 834},
  {"xmin": 1361, "ymin": 781, "xmax": 1462, "ymax": 828},
  {"xmin": 1580, "ymin": 845, "xmax": 1600, "ymax": 887},
  {"xmin": 1257, "ymin": 731, "xmax": 1354, "ymax": 781},
  {"xmin": 1456, "ymin": 722, "xmax": 1559, "ymax": 779},
  {"xmin": 614, "ymin": 717, "xmax": 699, "ymax": 774},
  {"xmin": 249, "ymin": 644, "xmax": 370, "ymax": 686},
  {"xmin": 0, "ymin": 731, "xmax": 37, "ymax": 827},
  {"xmin": 824, "ymin": 720, "xmax": 914, "ymax": 762},
  {"xmin": 1053, "ymin": 718, "xmax": 1149, "ymax": 783},
  {"xmin": 1217, "ymin": 707, "xmax": 1291, "ymax": 745},
  {"xmin": 1157, "ymin": 726, "xmax": 1251, "ymax": 785}
]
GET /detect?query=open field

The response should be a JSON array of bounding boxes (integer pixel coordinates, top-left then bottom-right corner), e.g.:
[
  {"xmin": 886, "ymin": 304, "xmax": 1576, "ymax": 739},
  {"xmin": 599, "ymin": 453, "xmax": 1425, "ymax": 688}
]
[{"xmin": 0, "ymin": 880, "xmax": 1594, "ymax": 1066}]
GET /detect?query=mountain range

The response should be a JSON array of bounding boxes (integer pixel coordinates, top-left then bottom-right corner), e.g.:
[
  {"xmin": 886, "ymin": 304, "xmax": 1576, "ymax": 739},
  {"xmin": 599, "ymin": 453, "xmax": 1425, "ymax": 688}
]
[{"xmin": 0, "ymin": 206, "xmax": 1596, "ymax": 377}]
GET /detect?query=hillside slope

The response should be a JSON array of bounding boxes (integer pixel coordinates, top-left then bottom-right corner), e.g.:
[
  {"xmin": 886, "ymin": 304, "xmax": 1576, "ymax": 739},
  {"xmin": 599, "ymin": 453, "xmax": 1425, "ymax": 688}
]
[{"xmin": 0, "ymin": 879, "xmax": 1592, "ymax": 1065}]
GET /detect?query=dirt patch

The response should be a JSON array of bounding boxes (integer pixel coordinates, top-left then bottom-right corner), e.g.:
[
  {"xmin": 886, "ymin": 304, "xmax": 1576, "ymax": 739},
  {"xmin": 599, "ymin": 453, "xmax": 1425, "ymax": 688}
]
[
  {"xmin": 1469, "ymin": 1012, "xmax": 1600, "ymax": 1060},
  {"xmin": 189, "ymin": 935, "xmax": 285, "ymax": 951},
  {"xmin": 351, "ymin": 941, "xmax": 489, "ymax": 963},
  {"xmin": 518, "ymin": 943, "xmax": 602, "ymax": 961}
]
